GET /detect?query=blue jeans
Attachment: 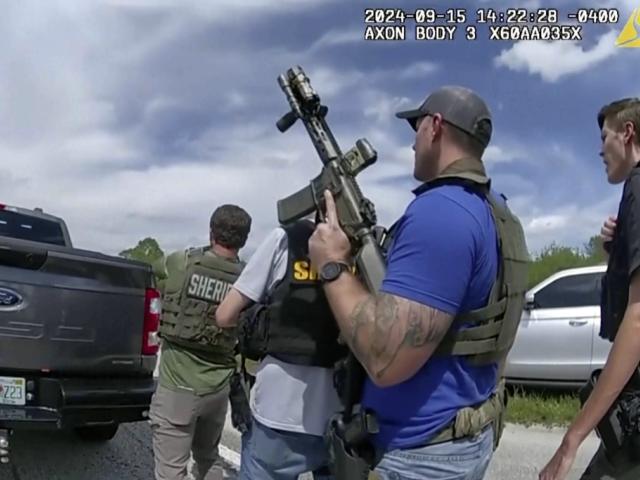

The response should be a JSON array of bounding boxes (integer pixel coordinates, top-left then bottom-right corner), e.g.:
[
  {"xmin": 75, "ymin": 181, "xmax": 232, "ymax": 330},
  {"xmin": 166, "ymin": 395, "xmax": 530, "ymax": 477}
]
[
  {"xmin": 239, "ymin": 417, "xmax": 334, "ymax": 480},
  {"xmin": 373, "ymin": 425, "xmax": 494, "ymax": 480}
]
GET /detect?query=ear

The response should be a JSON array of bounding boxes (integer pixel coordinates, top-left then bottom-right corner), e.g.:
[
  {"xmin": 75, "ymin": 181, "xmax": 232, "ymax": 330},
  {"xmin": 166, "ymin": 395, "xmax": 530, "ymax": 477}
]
[
  {"xmin": 624, "ymin": 121, "xmax": 636, "ymax": 145},
  {"xmin": 431, "ymin": 113, "xmax": 444, "ymax": 139}
]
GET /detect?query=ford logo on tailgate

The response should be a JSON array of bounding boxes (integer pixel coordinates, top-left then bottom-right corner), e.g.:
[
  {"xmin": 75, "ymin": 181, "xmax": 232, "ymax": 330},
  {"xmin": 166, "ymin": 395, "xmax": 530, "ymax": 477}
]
[{"xmin": 0, "ymin": 288, "xmax": 22, "ymax": 307}]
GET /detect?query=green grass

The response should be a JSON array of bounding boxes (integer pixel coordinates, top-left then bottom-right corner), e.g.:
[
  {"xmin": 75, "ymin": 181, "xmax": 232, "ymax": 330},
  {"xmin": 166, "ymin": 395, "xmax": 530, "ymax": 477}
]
[{"xmin": 505, "ymin": 386, "xmax": 581, "ymax": 427}]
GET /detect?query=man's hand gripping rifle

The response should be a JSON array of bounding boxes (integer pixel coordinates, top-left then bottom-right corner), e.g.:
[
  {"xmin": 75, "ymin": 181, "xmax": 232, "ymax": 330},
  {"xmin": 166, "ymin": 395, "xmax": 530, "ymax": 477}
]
[{"xmin": 275, "ymin": 65, "xmax": 385, "ymax": 479}]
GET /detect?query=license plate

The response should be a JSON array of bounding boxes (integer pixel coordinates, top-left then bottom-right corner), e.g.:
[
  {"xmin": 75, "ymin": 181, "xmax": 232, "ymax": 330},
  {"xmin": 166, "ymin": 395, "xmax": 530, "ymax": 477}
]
[{"xmin": 0, "ymin": 377, "xmax": 25, "ymax": 405}]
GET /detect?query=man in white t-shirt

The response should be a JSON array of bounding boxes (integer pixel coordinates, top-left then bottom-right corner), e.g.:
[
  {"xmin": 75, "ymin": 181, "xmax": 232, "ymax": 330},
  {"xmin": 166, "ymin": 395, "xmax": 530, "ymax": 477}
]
[{"xmin": 216, "ymin": 219, "xmax": 345, "ymax": 479}]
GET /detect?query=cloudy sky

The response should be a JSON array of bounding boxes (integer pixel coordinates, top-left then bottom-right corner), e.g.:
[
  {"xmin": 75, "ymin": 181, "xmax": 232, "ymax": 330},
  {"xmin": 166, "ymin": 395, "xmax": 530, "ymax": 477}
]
[{"xmin": 1, "ymin": 0, "xmax": 638, "ymax": 260}]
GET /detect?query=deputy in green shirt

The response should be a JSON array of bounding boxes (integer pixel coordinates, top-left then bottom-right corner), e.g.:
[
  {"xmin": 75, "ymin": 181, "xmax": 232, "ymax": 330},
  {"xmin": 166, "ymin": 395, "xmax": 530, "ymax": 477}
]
[{"xmin": 149, "ymin": 204, "xmax": 251, "ymax": 480}]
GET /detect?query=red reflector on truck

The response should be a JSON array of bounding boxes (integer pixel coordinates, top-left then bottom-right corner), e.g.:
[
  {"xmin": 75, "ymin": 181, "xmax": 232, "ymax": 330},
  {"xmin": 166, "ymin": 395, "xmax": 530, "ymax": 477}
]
[{"xmin": 143, "ymin": 288, "xmax": 161, "ymax": 355}]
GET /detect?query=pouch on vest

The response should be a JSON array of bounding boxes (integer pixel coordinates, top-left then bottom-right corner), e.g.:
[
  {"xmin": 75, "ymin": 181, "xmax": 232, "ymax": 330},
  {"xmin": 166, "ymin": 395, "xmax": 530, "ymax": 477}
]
[{"xmin": 237, "ymin": 302, "xmax": 270, "ymax": 362}]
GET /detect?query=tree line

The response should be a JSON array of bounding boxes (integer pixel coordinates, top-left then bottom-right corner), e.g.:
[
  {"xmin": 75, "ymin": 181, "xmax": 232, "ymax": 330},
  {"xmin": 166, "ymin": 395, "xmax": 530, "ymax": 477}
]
[{"xmin": 119, "ymin": 235, "xmax": 608, "ymax": 289}]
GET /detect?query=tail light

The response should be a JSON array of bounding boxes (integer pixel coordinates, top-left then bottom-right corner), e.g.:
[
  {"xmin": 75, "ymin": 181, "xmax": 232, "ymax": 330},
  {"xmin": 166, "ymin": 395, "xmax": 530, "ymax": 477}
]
[{"xmin": 143, "ymin": 288, "xmax": 161, "ymax": 355}]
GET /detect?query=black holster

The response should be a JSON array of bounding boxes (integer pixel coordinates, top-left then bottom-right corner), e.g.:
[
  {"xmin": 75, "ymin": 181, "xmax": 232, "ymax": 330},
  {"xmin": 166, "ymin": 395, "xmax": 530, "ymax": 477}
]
[
  {"xmin": 617, "ymin": 392, "xmax": 640, "ymax": 461},
  {"xmin": 326, "ymin": 354, "xmax": 379, "ymax": 480},
  {"xmin": 229, "ymin": 370, "xmax": 252, "ymax": 434},
  {"xmin": 326, "ymin": 408, "xmax": 379, "ymax": 480},
  {"xmin": 580, "ymin": 370, "xmax": 640, "ymax": 460}
]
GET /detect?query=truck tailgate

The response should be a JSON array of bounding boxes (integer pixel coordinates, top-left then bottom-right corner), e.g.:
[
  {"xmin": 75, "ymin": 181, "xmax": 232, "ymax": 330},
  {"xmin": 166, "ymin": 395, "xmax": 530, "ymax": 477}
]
[{"xmin": 0, "ymin": 237, "xmax": 152, "ymax": 374}]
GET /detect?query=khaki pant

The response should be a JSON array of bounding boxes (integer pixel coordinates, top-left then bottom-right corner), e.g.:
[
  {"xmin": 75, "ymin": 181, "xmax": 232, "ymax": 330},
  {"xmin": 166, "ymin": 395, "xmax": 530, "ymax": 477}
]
[
  {"xmin": 580, "ymin": 443, "xmax": 640, "ymax": 480},
  {"xmin": 150, "ymin": 383, "xmax": 229, "ymax": 480}
]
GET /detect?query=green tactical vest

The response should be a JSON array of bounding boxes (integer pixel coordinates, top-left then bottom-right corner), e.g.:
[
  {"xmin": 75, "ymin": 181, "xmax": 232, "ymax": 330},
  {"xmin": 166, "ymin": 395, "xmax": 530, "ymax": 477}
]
[
  {"xmin": 158, "ymin": 246, "xmax": 245, "ymax": 355},
  {"xmin": 426, "ymin": 157, "xmax": 530, "ymax": 371}
]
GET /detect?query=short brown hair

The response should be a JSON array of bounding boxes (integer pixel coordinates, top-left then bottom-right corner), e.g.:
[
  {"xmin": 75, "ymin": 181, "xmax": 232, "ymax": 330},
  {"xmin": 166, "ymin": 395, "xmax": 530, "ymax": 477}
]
[
  {"xmin": 210, "ymin": 205, "xmax": 252, "ymax": 249},
  {"xmin": 445, "ymin": 121, "xmax": 488, "ymax": 158},
  {"xmin": 598, "ymin": 98, "xmax": 640, "ymax": 145}
]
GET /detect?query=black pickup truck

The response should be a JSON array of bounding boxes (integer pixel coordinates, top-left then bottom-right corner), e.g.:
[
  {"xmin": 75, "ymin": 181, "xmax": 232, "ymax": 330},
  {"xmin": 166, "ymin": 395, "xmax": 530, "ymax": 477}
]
[{"xmin": 0, "ymin": 203, "xmax": 159, "ymax": 462}]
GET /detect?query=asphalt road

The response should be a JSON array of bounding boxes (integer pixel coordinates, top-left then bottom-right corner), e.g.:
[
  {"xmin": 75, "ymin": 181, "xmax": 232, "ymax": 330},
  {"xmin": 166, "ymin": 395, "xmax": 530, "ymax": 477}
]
[
  {"xmin": 0, "ymin": 406, "xmax": 601, "ymax": 480},
  {"xmin": 0, "ymin": 422, "xmax": 156, "ymax": 480},
  {"xmin": 0, "ymin": 350, "xmax": 603, "ymax": 480},
  {"xmin": 0, "ymin": 420, "xmax": 238, "ymax": 480},
  {"xmin": 486, "ymin": 423, "xmax": 600, "ymax": 480}
]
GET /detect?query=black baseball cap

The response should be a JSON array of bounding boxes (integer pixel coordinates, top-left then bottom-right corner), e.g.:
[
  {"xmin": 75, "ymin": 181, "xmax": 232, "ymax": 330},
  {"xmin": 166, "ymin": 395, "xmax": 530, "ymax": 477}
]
[{"xmin": 395, "ymin": 86, "xmax": 492, "ymax": 148}]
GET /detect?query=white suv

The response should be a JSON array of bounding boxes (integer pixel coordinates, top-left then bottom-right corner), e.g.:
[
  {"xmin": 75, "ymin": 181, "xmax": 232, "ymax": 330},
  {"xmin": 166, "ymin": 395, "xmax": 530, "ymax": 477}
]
[{"xmin": 504, "ymin": 265, "xmax": 610, "ymax": 388}]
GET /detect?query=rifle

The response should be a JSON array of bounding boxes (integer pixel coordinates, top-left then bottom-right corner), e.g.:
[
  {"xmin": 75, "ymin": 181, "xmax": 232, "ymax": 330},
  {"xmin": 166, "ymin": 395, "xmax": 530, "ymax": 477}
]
[
  {"xmin": 274, "ymin": 65, "xmax": 386, "ymax": 479},
  {"xmin": 275, "ymin": 65, "xmax": 386, "ymax": 294}
]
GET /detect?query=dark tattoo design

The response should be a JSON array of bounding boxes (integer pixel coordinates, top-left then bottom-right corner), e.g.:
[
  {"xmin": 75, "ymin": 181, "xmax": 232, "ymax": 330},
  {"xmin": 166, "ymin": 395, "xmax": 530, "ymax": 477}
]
[{"xmin": 347, "ymin": 293, "xmax": 453, "ymax": 380}]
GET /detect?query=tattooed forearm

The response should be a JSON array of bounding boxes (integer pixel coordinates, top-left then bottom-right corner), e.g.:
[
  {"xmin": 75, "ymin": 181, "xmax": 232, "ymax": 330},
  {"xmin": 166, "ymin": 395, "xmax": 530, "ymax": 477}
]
[
  {"xmin": 347, "ymin": 295, "xmax": 377, "ymax": 363},
  {"xmin": 346, "ymin": 292, "xmax": 453, "ymax": 381},
  {"xmin": 404, "ymin": 301, "xmax": 450, "ymax": 347}
]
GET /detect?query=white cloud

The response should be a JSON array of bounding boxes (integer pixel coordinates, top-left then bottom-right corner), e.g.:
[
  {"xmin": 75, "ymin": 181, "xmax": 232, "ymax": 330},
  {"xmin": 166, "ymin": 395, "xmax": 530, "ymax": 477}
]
[
  {"xmin": 308, "ymin": 29, "xmax": 363, "ymax": 52},
  {"xmin": 549, "ymin": 142, "xmax": 581, "ymax": 166},
  {"xmin": 483, "ymin": 145, "xmax": 519, "ymax": 166},
  {"xmin": 494, "ymin": 30, "xmax": 620, "ymax": 82},
  {"xmin": 0, "ymin": 0, "xmax": 627, "ymax": 270},
  {"xmin": 527, "ymin": 214, "xmax": 569, "ymax": 233},
  {"xmin": 605, "ymin": 0, "xmax": 638, "ymax": 13},
  {"xmin": 300, "ymin": 60, "xmax": 440, "ymax": 101},
  {"xmin": 303, "ymin": 66, "xmax": 366, "ymax": 99},
  {"xmin": 480, "ymin": 0, "xmax": 635, "ymax": 10},
  {"xmin": 363, "ymin": 94, "xmax": 414, "ymax": 125},
  {"xmin": 102, "ymin": 0, "xmax": 339, "ymax": 22},
  {"xmin": 0, "ymin": 1, "xmax": 350, "ymax": 258},
  {"xmin": 509, "ymin": 188, "xmax": 622, "ymax": 256},
  {"xmin": 397, "ymin": 61, "xmax": 440, "ymax": 80}
]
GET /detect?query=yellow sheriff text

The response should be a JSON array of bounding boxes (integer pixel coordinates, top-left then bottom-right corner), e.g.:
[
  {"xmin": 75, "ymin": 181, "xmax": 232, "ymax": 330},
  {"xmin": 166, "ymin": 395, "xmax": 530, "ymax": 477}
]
[{"xmin": 293, "ymin": 260, "xmax": 356, "ymax": 281}]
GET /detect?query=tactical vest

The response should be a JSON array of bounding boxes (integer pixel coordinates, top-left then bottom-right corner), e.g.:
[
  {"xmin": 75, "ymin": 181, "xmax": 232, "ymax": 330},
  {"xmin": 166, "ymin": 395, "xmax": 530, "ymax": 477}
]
[
  {"xmin": 600, "ymin": 165, "xmax": 640, "ymax": 342},
  {"xmin": 382, "ymin": 157, "xmax": 529, "ymax": 369},
  {"xmin": 240, "ymin": 220, "xmax": 349, "ymax": 368},
  {"xmin": 379, "ymin": 157, "xmax": 529, "ymax": 449},
  {"xmin": 159, "ymin": 247, "xmax": 244, "ymax": 357}
]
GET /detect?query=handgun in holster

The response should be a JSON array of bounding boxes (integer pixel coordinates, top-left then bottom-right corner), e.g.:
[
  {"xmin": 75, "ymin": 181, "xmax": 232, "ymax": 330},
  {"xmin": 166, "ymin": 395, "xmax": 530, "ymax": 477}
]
[
  {"xmin": 229, "ymin": 372, "xmax": 252, "ymax": 434},
  {"xmin": 325, "ymin": 355, "xmax": 380, "ymax": 480},
  {"xmin": 580, "ymin": 370, "xmax": 640, "ymax": 460}
]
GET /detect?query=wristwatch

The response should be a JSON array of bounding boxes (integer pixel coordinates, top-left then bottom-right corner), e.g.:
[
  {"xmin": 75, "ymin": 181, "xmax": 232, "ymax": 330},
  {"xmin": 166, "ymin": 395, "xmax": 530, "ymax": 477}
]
[{"xmin": 319, "ymin": 261, "xmax": 351, "ymax": 283}]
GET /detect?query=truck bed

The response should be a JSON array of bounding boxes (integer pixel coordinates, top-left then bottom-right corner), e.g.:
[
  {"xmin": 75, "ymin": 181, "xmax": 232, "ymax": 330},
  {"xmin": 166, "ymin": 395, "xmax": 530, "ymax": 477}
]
[{"xmin": 0, "ymin": 236, "xmax": 154, "ymax": 376}]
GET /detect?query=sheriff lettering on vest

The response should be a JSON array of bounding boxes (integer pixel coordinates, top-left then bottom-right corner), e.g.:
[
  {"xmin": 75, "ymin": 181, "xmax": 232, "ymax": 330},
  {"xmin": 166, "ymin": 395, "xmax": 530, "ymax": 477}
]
[
  {"xmin": 149, "ymin": 204, "xmax": 252, "ymax": 480},
  {"xmin": 308, "ymin": 86, "xmax": 529, "ymax": 480}
]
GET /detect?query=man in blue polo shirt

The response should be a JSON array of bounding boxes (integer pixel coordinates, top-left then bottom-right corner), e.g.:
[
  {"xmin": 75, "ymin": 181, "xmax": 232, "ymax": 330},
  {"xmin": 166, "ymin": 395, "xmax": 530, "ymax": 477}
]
[{"xmin": 309, "ymin": 86, "xmax": 522, "ymax": 479}]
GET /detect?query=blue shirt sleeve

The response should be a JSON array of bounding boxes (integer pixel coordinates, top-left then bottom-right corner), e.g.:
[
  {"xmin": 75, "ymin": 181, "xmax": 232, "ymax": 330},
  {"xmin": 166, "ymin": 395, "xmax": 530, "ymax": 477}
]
[{"xmin": 380, "ymin": 192, "xmax": 477, "ymax": 315}]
